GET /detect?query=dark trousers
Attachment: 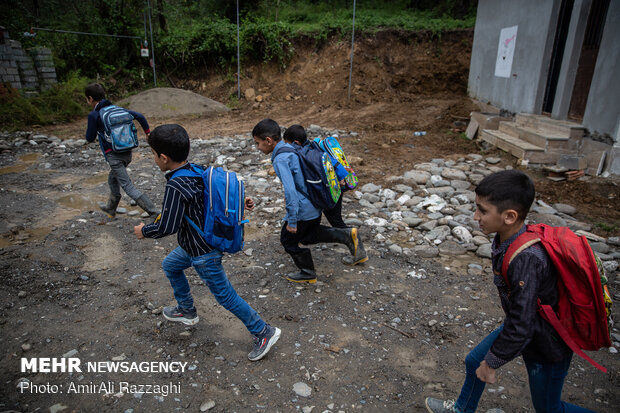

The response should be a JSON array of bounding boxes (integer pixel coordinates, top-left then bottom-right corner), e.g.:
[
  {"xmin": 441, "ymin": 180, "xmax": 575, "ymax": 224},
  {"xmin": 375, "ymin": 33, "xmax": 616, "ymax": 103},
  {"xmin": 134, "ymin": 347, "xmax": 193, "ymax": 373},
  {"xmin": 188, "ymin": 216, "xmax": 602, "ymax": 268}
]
[{"xmin": 323, "ymin": 193, "xmax": 347, "ymax": 228}]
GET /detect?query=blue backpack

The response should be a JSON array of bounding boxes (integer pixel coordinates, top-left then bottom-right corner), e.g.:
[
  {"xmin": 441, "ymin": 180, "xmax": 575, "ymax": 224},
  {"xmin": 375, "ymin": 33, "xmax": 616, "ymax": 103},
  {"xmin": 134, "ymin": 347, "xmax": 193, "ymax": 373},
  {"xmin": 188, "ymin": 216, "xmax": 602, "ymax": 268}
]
[
  {"xmin": 172, "ymin": 164, "xmax": 248, "ymax": 254},
  {"xmin": 274, "ymin": 141, "xmax": 341, "ymax": 210},
  {"xmin": 99, "ymin": 105, "xmax": 139, "ymax": 152}
]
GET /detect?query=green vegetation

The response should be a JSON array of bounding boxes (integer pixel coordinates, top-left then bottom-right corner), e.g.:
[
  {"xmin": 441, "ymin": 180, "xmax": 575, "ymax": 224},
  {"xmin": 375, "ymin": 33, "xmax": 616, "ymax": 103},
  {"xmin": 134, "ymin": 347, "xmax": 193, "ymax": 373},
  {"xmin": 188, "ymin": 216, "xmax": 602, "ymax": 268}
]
[{"xmin": 0, "ymin": 73, "xmax": 89, "ymax": 130}]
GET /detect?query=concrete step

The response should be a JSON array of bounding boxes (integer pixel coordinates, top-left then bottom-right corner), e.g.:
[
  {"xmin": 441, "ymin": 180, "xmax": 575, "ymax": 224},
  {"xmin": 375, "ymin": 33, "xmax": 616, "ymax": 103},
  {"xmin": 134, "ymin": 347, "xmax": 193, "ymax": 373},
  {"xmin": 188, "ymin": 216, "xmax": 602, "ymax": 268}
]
[
  {"xmin": 498, "ymin": 122, "xmax": 574, "ymax": 151},
  {"xmin": 515, "ymin": 113, "xmax": 585, "ymax": 139},
  {"xmin": 480, "ymin": 129, "xmax": 564, "ymax": 163}
]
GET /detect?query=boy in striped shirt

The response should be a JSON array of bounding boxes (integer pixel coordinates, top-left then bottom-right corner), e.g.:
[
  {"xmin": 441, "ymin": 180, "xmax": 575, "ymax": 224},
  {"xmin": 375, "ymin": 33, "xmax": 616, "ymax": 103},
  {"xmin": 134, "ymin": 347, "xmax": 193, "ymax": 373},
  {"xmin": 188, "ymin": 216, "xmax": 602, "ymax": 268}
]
[{"xmin": 134, "ymin": 124, "xmax": 280, "ymax": 361}]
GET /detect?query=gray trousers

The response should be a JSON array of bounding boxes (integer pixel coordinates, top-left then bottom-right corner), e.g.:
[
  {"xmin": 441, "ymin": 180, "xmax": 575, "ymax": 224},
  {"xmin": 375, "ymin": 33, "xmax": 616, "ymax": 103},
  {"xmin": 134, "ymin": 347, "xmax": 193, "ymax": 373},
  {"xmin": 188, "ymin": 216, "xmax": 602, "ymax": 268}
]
[{"xmin": 106, "ymin": 151, "xmax": 143, "ymax": 201}]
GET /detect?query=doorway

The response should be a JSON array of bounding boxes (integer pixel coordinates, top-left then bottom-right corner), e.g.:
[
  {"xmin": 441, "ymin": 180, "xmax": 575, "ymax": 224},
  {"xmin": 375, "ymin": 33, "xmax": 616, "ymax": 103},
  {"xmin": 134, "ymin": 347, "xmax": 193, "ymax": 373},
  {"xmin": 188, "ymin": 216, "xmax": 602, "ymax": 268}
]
[{"xmin": 568, "ymin": 0, "xmax": 610, "ymax": 120}]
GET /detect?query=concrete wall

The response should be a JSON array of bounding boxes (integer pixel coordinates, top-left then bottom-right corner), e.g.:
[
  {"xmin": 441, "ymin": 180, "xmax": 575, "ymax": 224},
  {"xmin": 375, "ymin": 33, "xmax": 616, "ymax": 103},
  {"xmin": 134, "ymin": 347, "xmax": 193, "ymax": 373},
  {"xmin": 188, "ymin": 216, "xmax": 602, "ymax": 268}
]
[
  {"xmin": 0, "ymin": 28, "xmax": 57, "ymax": 92},
  {"xmin": 582, "ymin": 0, "xmax": 620, "ymax": 140},
  {"xmin": 468, "ymin": 0, "xmax": 559, "ymax": 113}
]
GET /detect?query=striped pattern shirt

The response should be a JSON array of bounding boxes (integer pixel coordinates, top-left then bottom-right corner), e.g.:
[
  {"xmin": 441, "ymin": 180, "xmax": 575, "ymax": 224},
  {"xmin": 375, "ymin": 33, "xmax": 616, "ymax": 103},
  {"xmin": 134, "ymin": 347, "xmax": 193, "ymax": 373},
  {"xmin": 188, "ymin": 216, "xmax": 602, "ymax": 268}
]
[{"xmin": 142, "ymin": 163, "xmax": 213, "ymax": 257}]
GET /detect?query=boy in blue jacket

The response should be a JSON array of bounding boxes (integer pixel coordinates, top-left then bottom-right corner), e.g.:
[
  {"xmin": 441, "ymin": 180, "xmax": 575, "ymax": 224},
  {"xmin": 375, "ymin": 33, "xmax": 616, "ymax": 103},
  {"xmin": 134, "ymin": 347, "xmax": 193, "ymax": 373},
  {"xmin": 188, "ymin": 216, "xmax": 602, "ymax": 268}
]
[
  {"xmin": 134, "ymin": 124, "xmax": 280, "ymax": 361},
  {"xmin": 252, "ymin": 119, "xmax": 367, "ymax": 284},
  {"xmin": 85, "ymin": 83, "xmax": 158, "ymax": 217},
  {"xmin": 425, "ymin": 170, "xmax": 593, "ymax": 413}
]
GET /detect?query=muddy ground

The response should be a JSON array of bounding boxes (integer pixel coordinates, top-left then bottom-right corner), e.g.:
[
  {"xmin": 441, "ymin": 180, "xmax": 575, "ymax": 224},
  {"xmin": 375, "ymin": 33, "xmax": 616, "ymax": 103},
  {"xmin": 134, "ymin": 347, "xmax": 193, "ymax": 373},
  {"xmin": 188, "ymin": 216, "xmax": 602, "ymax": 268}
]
[{"xmin": 1, "ymin": 31, "xmax": 619, "ymax": 412}]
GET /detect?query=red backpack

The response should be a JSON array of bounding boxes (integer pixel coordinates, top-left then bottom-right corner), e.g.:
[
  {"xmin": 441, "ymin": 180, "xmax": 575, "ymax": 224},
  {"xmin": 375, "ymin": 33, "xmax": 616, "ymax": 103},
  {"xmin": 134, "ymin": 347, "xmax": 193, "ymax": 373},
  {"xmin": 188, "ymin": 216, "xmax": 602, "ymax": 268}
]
[{"xmin": 501, "ymin": 224, "xmax": 612, "ymax": 373}]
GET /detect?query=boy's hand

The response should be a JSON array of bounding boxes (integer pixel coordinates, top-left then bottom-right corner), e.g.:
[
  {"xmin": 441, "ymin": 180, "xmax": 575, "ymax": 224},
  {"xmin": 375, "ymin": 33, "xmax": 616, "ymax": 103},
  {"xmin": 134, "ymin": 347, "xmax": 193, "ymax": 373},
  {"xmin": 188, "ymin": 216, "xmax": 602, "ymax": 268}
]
[
  {"xmin": 134, "ymin": 223, "xmax": 145, "ymax": 239},
  {"xmin": 475, "ymin": 361, "xmax": 497, "ymax": 383},
  {"xmin": 245, "ymin": 197, "xmax": 255, "ymax": 211},
  {"xmin": 286, "ymin": 224, "xmax": 297, "ymax": 234}
]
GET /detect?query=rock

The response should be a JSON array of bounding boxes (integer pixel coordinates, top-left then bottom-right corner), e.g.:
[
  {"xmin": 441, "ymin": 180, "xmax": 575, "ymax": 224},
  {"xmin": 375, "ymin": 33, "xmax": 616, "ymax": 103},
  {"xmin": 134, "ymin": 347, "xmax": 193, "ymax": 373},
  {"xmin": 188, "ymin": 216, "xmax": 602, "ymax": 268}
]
[
  {"xmin": 602, "ymin": 261, "xmax": 618, "ymax": 273},
  {"xmin": 361, "ymin": 183, "xmax": 381, "ymax": 193},
  {"xmin": 418, "ymin": 220, "xmax": 438, "ymax": 232},
  {"xmin": 403, "ymin": 170, "xmax": 431, "ymax": 185},
  {"xmin": 441, "ymin": 168, "xmax": 467, "ymax": 181},
  {"xmin": 428, "ymin": 319, "xmax": 438, "ymax": 326},
  {"xmin": 452, "ymin": 226, "xmax": 473, "ymax": 243},
  {"xmin": 553, "ymin": 203, "xmax": 577, "ymax": 215},
  {"xmin": 589, "ymin": 242, "xmax": 610, "ymax": 254},
  {"xmin": 63, "ymin": 349, "xmax": 78, "ymax": 358},
  {"xmin": 21, "ymin": 343, "xmax": 31, "ymax": 351},
  {"xmin": 476, "ymin": 244, "xmax": 492, "ymax": 259},
  {"xmin": 200, "ymin": 400, "xmax": 216, "ymax": 411},
  {"xmin": 18, "ymin": 290, "xmax": 27, "ymax": 298},
  {"xmin": 472, "ymin": 235, "xmax": 489, "ymax": 246},
  {"xmin": 381, "ymin": 188, "xmax": 396, "ymax": 200},
  {"xmin": 302, "ymin": 407, "xmax": 314, "ymax": 413},
  {"xmin": 485, "ymin": 157, "xmax": 501, "ymax": 164},
  {"xmin": 427, "ymin": 186, "xmax": 455, "ymax": 197},
  {"xmin": 244, "ymin": 88, "xmax": 256, "ymax": 101},
  {"xmin": 451, "ymin": 180, "xmax": 471, "ymax": 190},
  {"xmin": 426, "ymin": 226, "xmax": 451, "ymax": 242},
  {"xmin": 412, "ymin": 245, "xmax": 439, "ymax": 258},
  {"xmin": 362, "ymin": 193, "xmax": 380, "ymax": 203},
  {"xmin": 293, "ymin": 382, "xmax": 312, "ymax": 397},
  {"xmin": 116, "ymin": 207, "xmax": 127, "ymax": 214},
  {"xmin": 468, "ymin": 173, "xmax": 484, "ymax": 185},
  {"xmin": 439, "ymin": 241, "xmax": 467, "ymax": 256},
  {"xmin": 403, "ymin": 217, "xmax": 423, "ymax": 228},
  {"xmin": 416, "ymin": 194, "xmax": 446, "ymax": 213},
  {"xmin": 49, "ymin": 404, "xmax": 68, "ymax": 413},
  {"xmin": 607, "ymin": 237, "xmax": 620, "ymax": 247},
  {"xmin": 388, "ymin": 244, "xmax": 403, "ymax": 255},
  {"xmin": 575, "ymin": 230, "xmax": 606, "ymax": 243},
  {"xmin": 528, "ymin": 213, "xmax": 566, "ymax": 227},
  {"xmin": 397, "ymin": 194, "xmax": 411, "ymax": 205},
  {"xmin": 364, "ymin": 217, "xmax": 388, "ymax": 227},
  {"xmin": 567, "ymin": 220, "xmax": 592, "ymax": 232}
]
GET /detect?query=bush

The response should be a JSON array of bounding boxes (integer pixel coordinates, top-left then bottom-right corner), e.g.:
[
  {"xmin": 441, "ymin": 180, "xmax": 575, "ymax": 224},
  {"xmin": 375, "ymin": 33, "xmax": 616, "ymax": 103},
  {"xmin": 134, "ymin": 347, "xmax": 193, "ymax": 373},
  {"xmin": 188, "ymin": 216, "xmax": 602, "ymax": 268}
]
[{"xmin": 0, "ymin": 73, "xmax": 89, "ymax": 130}]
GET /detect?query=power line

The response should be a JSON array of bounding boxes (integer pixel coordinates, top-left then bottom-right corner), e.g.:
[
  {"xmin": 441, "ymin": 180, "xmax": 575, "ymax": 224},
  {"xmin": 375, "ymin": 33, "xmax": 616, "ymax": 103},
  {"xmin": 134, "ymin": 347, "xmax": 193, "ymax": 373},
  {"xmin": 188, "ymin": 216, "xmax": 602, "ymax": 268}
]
[{"xmin": 31, "ymin": 27, "xmax": 141, "ymax": 39}]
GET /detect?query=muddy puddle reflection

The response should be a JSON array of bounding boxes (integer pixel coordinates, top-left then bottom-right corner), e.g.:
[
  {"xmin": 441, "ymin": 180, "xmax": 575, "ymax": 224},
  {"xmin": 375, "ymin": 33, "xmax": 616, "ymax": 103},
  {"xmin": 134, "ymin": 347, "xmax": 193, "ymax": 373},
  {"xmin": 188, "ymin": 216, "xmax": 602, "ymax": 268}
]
[{"xmin": 0, "ymin": 153, "xmax": 42, "ymax": 174}]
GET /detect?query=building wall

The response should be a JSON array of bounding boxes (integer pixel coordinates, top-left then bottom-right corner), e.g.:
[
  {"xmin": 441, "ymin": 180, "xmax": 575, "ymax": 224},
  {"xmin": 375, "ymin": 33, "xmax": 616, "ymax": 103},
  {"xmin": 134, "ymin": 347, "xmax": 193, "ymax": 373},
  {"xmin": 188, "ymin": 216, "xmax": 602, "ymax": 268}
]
[
  {"xmin": 468, "ymin": 0, "xmax": 559, "ymax": 113},
  {"xmin": 582, "ymin": 0, "xmax": 620, "ymax": 140}
]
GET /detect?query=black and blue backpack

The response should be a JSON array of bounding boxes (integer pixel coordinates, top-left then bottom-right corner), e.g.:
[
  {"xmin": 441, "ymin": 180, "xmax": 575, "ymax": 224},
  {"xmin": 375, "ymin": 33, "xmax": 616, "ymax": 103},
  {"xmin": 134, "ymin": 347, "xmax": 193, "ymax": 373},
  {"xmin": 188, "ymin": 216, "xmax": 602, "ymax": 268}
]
[
  {"xmin": 99, "ymin": 105, "xmax": 139, "ymax": 152},
  {"xmin": 172, "ymin": 164, "xmax": 248, "ymax": 254},
  {"xmin": 274, "ymin": 141, "xmax": 341, "ymax": 210}
]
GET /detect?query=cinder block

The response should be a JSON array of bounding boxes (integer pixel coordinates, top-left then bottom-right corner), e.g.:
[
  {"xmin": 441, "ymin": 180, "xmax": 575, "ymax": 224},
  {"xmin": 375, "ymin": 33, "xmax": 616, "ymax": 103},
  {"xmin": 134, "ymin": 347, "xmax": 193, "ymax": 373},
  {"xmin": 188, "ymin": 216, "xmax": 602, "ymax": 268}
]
[{"xmin": 558, "ymin": 155, "xmax": 586, "ymax": 170}]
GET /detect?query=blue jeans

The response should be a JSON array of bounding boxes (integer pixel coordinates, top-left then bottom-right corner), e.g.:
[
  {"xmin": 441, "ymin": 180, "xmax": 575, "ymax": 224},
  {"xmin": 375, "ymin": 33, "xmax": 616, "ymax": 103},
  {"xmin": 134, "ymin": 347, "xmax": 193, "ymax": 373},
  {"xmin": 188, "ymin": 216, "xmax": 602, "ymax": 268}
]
[
  {"xmin": 455, "ymin": 325, "xmax": 595, "ymax": 413},
  {"xmin": 162, "ymin": 247, "xmax": 266, "ymax": 335}
]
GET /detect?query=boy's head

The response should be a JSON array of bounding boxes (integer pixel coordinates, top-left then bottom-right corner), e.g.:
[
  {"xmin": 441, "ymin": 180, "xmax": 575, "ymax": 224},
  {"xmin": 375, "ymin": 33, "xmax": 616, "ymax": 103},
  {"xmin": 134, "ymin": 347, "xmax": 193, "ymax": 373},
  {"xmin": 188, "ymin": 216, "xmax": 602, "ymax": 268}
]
[
  {"xmin": 283, "ymin": 124, "xmax": 307, "ymax": 145},
  {"xmin": 147, "ymin": 124, "xmax": 190, "ymax": 171},
  {"xmin": 85, "ymin": 83, "xmax": 106, "ymax": 107},
  {"xmin": 252, "ymin": 118, "xmax": 281, "ymax": 155},
  {"xmin": 474, "ymin": 170, "xmax": 535, "ymax": 235}
]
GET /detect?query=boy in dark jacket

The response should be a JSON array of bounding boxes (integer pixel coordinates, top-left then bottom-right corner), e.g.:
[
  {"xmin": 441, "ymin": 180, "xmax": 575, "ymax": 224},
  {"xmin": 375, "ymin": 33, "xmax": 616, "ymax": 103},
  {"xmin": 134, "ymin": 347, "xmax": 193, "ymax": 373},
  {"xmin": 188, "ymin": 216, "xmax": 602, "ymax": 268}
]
[
  {"xmin": 425, "ymin": 170, "xmax": 594, "ymax": 413},
  {"xmin": 85, "ymin": 83, "xmax": 158, "ymax": 217},
  {"xmin": 133, "ymin": 124, "xmax": 280, "ymax": 361},
  {"xmin": 252, "ymin": 119, "xmax": 367, "ymax": 284}
]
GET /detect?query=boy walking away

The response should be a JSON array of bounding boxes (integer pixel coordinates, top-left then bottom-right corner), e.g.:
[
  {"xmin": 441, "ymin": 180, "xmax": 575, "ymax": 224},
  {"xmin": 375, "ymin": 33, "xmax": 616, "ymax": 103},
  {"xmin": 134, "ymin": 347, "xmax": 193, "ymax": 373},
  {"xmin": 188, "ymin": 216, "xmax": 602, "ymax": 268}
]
[
  {"xmin": 283, "ymin": 125, "xmax": 349, "ymax": 229},
  {"xmin": 252, "ymin": 119, "xmax": 367, "ymax": 284},
  {"xmin": 85, "ymin": 83, "xmax": 159, "ymax": 218},
  {"xmin": 425, "ymin": 170, "xmax": 595, "ymax": 413},
  {"xmin": 134, "ymin": 124, "xmax": 280, "ymax": 361}
]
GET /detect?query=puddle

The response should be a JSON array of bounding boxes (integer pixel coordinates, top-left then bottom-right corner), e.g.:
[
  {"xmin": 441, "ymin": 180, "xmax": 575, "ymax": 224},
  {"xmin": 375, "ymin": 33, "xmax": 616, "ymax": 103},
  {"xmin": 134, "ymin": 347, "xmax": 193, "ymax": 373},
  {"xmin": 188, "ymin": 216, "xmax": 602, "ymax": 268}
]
[
  {"xmin": 0, "ymin": 226, "xmax": 52, "ymax": 248},
  {"xmin": 56, "ymin": 194, "xmax": 97, "ymax": 211},
  {"xmin": 83, "ymin": 173, "xmax": 108, "ymax": 185},
  {"xmin": 0, "ymin": 153, "xmax": 42, "ymax": 175}
]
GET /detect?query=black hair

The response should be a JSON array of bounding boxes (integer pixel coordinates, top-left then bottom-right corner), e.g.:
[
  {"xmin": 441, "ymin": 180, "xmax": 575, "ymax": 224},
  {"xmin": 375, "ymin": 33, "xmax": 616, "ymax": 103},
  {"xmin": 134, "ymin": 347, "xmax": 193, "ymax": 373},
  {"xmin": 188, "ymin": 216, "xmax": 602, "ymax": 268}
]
[
  {"xmin": 283, "ymin": 124, "xmax": 307, "ymax": 145},
  {"xmin": 85, "ymin": 83, "xmax": 106, "ymax": 101},
  {"xmin": 475, "ymin": 169, "xmax": 535, "ymax": 221},
  {"xmin": 252, "ymin": 118, "xmax": 281, "ymax": 141},
  {"xmin": 147, "ymin": 124, "xmax": 190, "ymax": 162}
]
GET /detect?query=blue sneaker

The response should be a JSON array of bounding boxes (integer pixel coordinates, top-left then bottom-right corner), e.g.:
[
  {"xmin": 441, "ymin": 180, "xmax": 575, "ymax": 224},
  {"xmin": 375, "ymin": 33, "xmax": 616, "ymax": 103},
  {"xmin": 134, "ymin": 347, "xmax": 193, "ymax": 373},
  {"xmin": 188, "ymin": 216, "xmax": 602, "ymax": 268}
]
[
  {"xmin": 248, "ymin": 325, "xmax": 281, "ymax": 361},
  {"xmin": 163, "ymin": 306, "xmax": 199, "ymax": 326}
]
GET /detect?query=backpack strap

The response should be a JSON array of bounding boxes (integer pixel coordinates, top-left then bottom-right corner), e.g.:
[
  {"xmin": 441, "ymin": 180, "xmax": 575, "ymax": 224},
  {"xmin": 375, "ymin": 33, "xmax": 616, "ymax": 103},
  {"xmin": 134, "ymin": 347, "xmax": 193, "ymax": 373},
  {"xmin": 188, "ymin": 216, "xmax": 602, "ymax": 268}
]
[
  {"xmin": 500, "ymin": 230, "xmax": 608, "ymax": 373},
  {"xmin": 273, "ymin": 145, "xmax": 296, "ymax": 159},
  {"xmin": 169, "ymin": 164, "xmax": 208, "ymax": 239}
]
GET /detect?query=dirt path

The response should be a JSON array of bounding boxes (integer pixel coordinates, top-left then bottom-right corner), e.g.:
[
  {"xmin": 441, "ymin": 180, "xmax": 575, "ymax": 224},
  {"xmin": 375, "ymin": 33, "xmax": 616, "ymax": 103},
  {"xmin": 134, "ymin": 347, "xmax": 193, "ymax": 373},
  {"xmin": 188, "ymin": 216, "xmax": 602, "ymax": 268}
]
[{"xmin": 1, "ymin": 31, "xmax": 619, "ymax": 412}]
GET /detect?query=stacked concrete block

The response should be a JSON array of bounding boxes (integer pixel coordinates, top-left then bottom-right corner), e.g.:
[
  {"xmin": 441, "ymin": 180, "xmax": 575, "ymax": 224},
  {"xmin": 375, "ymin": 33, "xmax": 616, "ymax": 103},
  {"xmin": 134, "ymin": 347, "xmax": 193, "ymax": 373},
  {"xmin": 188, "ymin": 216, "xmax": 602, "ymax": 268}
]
[
  {"xmin": 11, "ymin": 40, "xmax": 38, "ymax": 90},
  {"xmin": 0, "ymin": 28, "xmax": 22, "ymax": 89},
  {"xmin": 31, "ymin": 47, "xmax": 57, "ymax": 91}
]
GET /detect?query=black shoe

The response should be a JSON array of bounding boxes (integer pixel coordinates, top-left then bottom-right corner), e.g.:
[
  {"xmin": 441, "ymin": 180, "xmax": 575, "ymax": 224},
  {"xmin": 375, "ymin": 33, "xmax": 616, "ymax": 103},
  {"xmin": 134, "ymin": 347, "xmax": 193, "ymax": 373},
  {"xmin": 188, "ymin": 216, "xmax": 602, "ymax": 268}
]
[
  {"xmin": 98, "ymin": 195, "xmax": 121, "ymax": 218},
  {"xmin": 248, "ymin": 325, "xmax": 281, "ymax": 361},
  {"xmin": 286, "ymin": 270, "xmax": 317, "ymax": 283},
  {"xmin": 163, "ymin": 306, "xmax": 199, "ymax": 326}
]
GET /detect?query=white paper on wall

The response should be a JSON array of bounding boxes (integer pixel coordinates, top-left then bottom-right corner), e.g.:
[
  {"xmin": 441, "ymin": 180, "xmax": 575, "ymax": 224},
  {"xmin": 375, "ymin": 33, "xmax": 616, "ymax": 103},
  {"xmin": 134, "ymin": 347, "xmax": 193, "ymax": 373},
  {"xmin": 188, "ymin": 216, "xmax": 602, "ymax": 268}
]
[{"xmin": 495, "ymin": 25, "xmax": 518, "ymax": 78}]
